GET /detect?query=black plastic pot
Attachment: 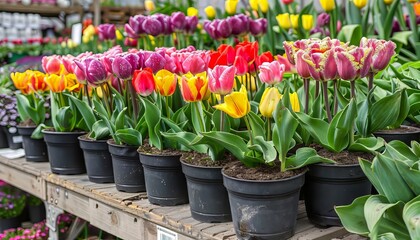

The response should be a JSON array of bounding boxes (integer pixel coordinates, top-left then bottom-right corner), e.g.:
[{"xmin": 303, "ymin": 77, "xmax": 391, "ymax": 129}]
[
  {"xmin": 373, "ymin": 125, "xmax": 420, "ymax": 145},
  {"xmin": 304, "ymin": 163, "xmax": 372, "ymax": 227},
  {"xmin": 17, "ymin": 126, "xmax": 48, "ymax": 162},
  {"xmin": 0, "ymin": 128, "xmax": 8, "ymax": 148},
  {"xmin": 181, "ymin": 160, "xmax": 231, "ymax": 223},
  {"xmin": 0, "ymin": 216, "xmax": 21, "ymax": 232},
  {"xmin": 42, "ymin": 130, "xmax": 86, "ymax": 175},
  {"xmin": 29, "ymin": 204, "xmax": 46, "ymax": 223},
  {"xmin": 223, "ymin": 170, "xmax": 305, "ymax": 240},
  {"xmin": 139, "ymin": 151, "xmax": 188, "ymax": 206},
  {"xmin": 2, "ymin": 126, "xmax": 22, "ymax": 149},
  {"xmin": 108, "ymin": 141, "xmax": 145, "ymax": 193},
  {"xmin": 79, "ymin": 136, "xmax": 114, "ymax": 183}
]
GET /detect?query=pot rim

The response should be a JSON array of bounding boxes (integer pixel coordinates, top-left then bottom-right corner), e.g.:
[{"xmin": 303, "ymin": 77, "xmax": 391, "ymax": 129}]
[
  {"xmin": 42, "ymin": 129, "xmax": 86, "ymax": 135},
  {"xmin": 222, "ymin": 168, "xmax": 307, "ymax": 183},
  {"xmin": 374, "ymin": 125, "xmax": 420, "ymax": 135},
  {"xmin": 78, "ymin": 134, "xmax": 109, "ymax": 143},
  {"xmin": 180, "ymin": 158, "xmax": 223, "ymax": 170},
  {"xmin": 138, "ymin": 148, "xmax": 182, "ymax": 157},
  {"xmin": 106, "ymin": 139, "xmax": 139, "ymax": 148},
  {"xmin": 311, "ymin": 162, "xmax": 361, "ymax": 168},
  {"xmin": 16, "ymin": 125, "xmax": 37, "ymax": 129}
]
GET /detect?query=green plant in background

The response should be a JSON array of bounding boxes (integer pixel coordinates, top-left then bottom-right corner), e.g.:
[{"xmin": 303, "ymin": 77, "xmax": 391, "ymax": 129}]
[
  {"xmin": 0, "ymin": 186, "xmax": 26, "ymax": 219},
  {"xmin": 336, "ymin": 140, "xmax": 420, "ymax": 240},
  {"xmin": 27, "ymin": 194, "xmax": 43, "ymax": 207}
]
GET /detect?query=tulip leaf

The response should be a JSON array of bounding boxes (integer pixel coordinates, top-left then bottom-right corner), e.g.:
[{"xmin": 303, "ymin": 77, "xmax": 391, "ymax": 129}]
[
  {"xmin": 115, "ymin": 128, "xmax": 142, "ymax": 146},
  {"xmin": 377, "ymin": 233, "xmax": 397, "ymax": 240},
  {"xmin": 359, "ymin": 158, "xmax": 385, "ymax": 196},
  {"xmin": 67, "ymin": 94, "xmax": 96, "ymax": 132},
  {"xmin": 370, "ymin": 90, "xmax": 405, "ymax": 133},
  {"xmin": 247, "ymin": 111, "xmax": 265, "ymax": 138},
  {"xmin": 294, "ymin": 112, "xmax": 329, "ymax": 149},
  {"xmin": 49, "ymin": 91, "xmax": 59, "ymax": 131},
  {"xmin": 348, "ymin": 137, "xmax": 384, "ymax": 153},
  {"xmin": 212, "ymin": 110, "xmax": 231, "ymax": 132},
  {"xmin": 337, "ymin": 24, "xmax": 362, "ymax": 46},
  {"xmin": 394, "ymin": 159, "xmax": 420, "ymax": 196},
  {"xmin": 15, "ymin": 94, "xmax": 32, "ymax": 123},
  {"xmin": 327, "ymin": 99, "xmax": 357, "ymax": 152},
  {"xmin": 115, "ymin": 107, "xmax": 127, "ymax": 131},
  {"xmin": 248, "ymin": 136, "xmax": 276, "ymax": 164},
  {"xmin": 190, "ymin": 102, "xmax": 207, "ymax": 133},
  {"xmin": 93, "ymin": 98, "xmax": 109, "ymax": 119},
  {"xmin": 408, "ymin": 92, "xmax": 420, "ymax": 115},
  {"xmin": 161, "ymin": 117, "xmax": 183, "ymax": 132},
  {"xmin": 141, "ymin": 98, "xmax": 162, "ymax": 150},
  {"xmin": 335, "ymin": 195, "xmax": 370, "ymax": 236},
  {"xmin": 384, "ymin": 0, "xmax": 401, "ymax": 39},
  {"xmin": 285, "ymin": 147, "xmax": 335, "ymax": 170},
  {"xmin": 391, "ymin": 31, "xmax": 413, "ymax": 45},
  {"xmin": 161, "ymin": 132, "xmax": 208, "ymax": 154},
  {"xmin": 411, "ymin": 141, "xmax": 420, "ymax": 158},
  {"xmin": 56, "ymin": 106, "xmax": 75, "ymax": 132},
  {"xmin": 403, "ymin": 195, "xmax": 420, "ymax": 239},
  {"xmin": 383, "ymin": 140, "xmax": 418, "ymax": 164},
  {"xmin": 273, "ymin": 107, "xmax": 298, "ymax": 162},
  {"xmin": 356, "ymin": 94, "xmax": 371, "ymax": 137},
  {"xmin": 90, "ymin": 120, "xmax": 110, "ymax": 140}
]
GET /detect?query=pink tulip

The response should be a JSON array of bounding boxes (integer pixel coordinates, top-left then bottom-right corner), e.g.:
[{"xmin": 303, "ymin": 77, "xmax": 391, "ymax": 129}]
[
  {"xmin": 295, "ymin": 50, "xmax": 311, "ymax": 79},
  {"xmin": 61, "ymin": 55, "xmax": 75, "ymax": 73},
  {"xmin": 208, "ymin": 65, "xmax": 236, "ymax": 95},
  {"xmin": 75, "ymin": 57, "xmax": 107, "ymax": 86},
  {"xmin": 144, "ymin": 52, "xmax": 166, "ymax": 73},
  {"xmin": 258, "ymin": 61, "xmax": 285, "ymax": 85},
  {"xmin": 334, "ymin": 46, "xmax": 373, "ymax": 81},
  {"xmin": 112, "ymin": 56, "xmax": 133, "ymax": 80},
  {"xmin": 302, "ymin": 48, "xmax": 337, "ymax": 81},
  {"xmin": 172, "ymin": 51, "xmax": 210, "ymax": 75},
  {"xmin": 42, "ymin": 55, "xmax": 62, "ymax": 74},
  {"xmin": 277, "ymin": 55, "xmax": 295, "ymax": 73},
  {"xmin": 360, "ymin": 37, "xmax": 396, "ymax": 73}
]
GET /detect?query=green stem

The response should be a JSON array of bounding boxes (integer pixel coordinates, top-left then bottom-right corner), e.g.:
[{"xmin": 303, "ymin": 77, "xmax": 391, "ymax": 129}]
[
  {"xmin": 106, "ymin": 82, "xmax": 114, "ymax": 112},
  {"xmin": 194, "ymin": 102, "xmax": 205, "ymax": 133},
  {"xmin": 100, "ymin": 84, "xmax": 111, "ymax": 117},
  {"xmin": 59, "ymin": 92, "xmax": 65, "ymax": 108},
  {"xmin": 304, "ymin": 78, "xmax": 309, "ymax": 114},
  {"xmin": 244, "ymin": 115, "xmax": 254, "ymax": 145},
  {"xmin": 333, "ymin": 80, "xmax": 338, "ymax": 116},
  {"xmin": 84, "ymin": 84, "xmax": 91, "ymax": 108},
  {"xmin": 165, "ymin": 96, "xmax": 170, "ymax": 118},
  {"xmin": 124, "ymin": 80, "xmax": 132, "ymax": 117},
  {"xmin": 368, "ymin": 72, "xmax": 374, "ymax": 91},
  {"xmin": 128, "ymin": 80, "xmax": 139, "ymax": 121},
  {"xmin": 220, "ymin": 95, "xmax": 225, "ymax": 131},
  {"xmin": 322, "ymin": 81, "xmax": 332, "ymax": 123},
  {"xmin": 267, "ymin": 117, "xmax": 271, "ymax": 141},
  {"xmin": 350, "ymin": 80, "xmax": 356, "ymax": 99}
]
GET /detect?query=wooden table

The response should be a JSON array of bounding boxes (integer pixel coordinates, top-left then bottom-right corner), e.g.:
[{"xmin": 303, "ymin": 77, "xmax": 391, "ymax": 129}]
[{"xmin": 0, "ymin": 156, "xmax": 360, "ymax": 240}]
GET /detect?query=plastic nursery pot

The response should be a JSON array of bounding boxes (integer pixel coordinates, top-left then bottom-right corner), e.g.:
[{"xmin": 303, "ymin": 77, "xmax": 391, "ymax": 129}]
[
  {"xmin": 17, "ymin": 126, "xmax": 48, "ymax": 162},
  {"xmin": 222, "ymin": 169, "xmax": 305, "ymax": 240},
  {"xmin": 79, "ymin": 136, "xmax": 114, "ymax": 183},
  {"xmin": 42, "ymin": 130, "xmax": 86, "ymax": 175},
  {"xmin": 181, "ymin": 160, "xmax": 231, "ymax": 223},
  {"xmin": 0, "ymin": 216, "xmax": 21, "ymax": 232},
  {"xmin": 373, "ymin": 125, "xmax": 420, "ymax": 145},
  {"xmin": 2, "ymin": 126, "xmax": 23, "ymax": 149},
  {"xmin": 29, "ymin": 203, "xmax": 46, "ymax": 223},
  {"xmin": 0, "ymin": 127, "xmax": 8, "ymax": 148},
  {"xmin": 107, "ymin": 140, "xmax": 145, "ymax": 193},
  {"xmin": 139, "ymin": 151, "xmax": 188, "ymax": 206},
  {"xmin": 304, "ymin": 163, "xmax": 372, "ymax": 227}
]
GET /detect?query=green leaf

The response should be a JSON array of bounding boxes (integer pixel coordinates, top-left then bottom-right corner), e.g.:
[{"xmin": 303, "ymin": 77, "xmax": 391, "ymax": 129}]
[
  {"xmin": 15, "ymin": 94, "xmax": 31, "ymax": 122},
  {"xmin": 391, "ymin": 31, "xmax": 413, "ymax": 45},
  {"xmin": 56, "ymin": 106, "xmax": 75, "ymax": 132},
  {"xmin": 394, "ymin": 160, "xmax": 420, "ymax": 196},
  {"xmin": 403, "ymin": 195, "xmax": 420, "ymax": 239},
  {"xmin": 90, "ymin": 120, "xmax": 110, "ymax": 140},
  {"xmin": 141, "ymin": 98, "xmax": 162, "ymax": 150},
  {"xmin": 295, "ymin": 112, "xmax": 329, "ymax": 148},
  {"xmin": 247, "ymin": 111, "xmax": 265, "ymax": 138},
  {"xmin": 383, "ymin": 0, "xmax": 400, "ymax": 39},
  {"xmin": 161, "ymin": 132, "xmax": 208, "ymax": 154},
  {"xmin": 365, "ymin": 195, "xmax": 399, "ymax": 232},
  {"xmin": 370, "ymin": 91, "xmax": 404, "ymax": 133},
  {"xmin": 285, "ymin": 147, "xmax": 335, "ymax": 170},
  {"xmin": 349, "ymin": 137, "xmax": 385, "ymax": 152},
  {"xmin": 115, "ymin": 108, "xmax": 127, "ymax": 131},
  {"xmin": 93, "ymin": 98, "xmax": 109, "ymax": 118},
  {"xmin": 384, "ymin": 140, "xmax": 418, "ymax": 163},
  {"xmin": 248, "ymin": 136, "xmax": 276, "ymax": 163},
  {"xmin": 212, "ymin": 110, "xmax": 231, "ymax": 132},
  {"xmin": 335, "ymin": 195, "xmax": 370, "ymax": 236},
  {"xmin": 359, "ymin": 158, "xmax": 385, "ymax": 196},
  {"xmin": 337, "ymin": 24, "xmax": 362, "ymax": 45},
  {"xmin": 327, "ymin": 99, "xmax": 357, "ymax": 152},
  {"xmin": 273, "ymin": 107, "xmax": 298, "ymax": 162},
  {"xmin": 67, "ymin": 94, "xmax": 96, "ymax": 132},
  {"xmin": 115, "ymin": 128, "xmax": 142, "ymax": 146},
  {"xmin": 356, "ymin": 95, "xmax": 370, "ymax": 137}
]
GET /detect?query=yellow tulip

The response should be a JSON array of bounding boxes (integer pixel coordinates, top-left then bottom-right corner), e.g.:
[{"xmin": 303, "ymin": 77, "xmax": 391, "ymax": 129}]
[
  {"xmin": 259, "ymin": 0, "xmax": 269, "ymax": 13},
  {"xmin": 225, "ymin": 0, "xmax": 239, "ymax": 15},
  {"xmin": 384, "ymin": 0, "xmax": 393, "ymax": 4},
  {"xmin": 408, "ymin": 0, "xmax": 417, "ymax": 3},
  {"xmin": 237, "ymin": 74, "xmax": 256, "ymax": 92},
  {"xmin": 82, "ymin": 35, "xmax": 90, "ymax": 44},
  {"xmin": 204, "ymin": 6, "xmax": 216, "ymax": 19},
  {"xmin": 276, "ymin": 13, "xmax": 291, "ymax": 29},
  {"xmin": 116, "ymin": 30, "xmax": 123, "ymax": 40},
  {"xmin": 259, "ymin": 87, "xmax": 282, "ymax": 118},
  {"xmin": 302, "ymin": 15, "xmax": 314, "ymax": 31},
  {"xmin": 179, "ymin": 72, "xmax": 209, "ymax": 102},
  {"xmin": 290, "ymin": 14, "xmax": 299, "ymax": 29},
  {"xmin": 44, "ymin": 73, "xmax": 80, "ymax": 93},
  {"xmin": 10, "ymin": 71, "xmax": 30, "ymax": 94},
  {"xmin": 154, "ymin": 69, "xmax": 177, "ymax": 96},
  {"xmin": 353, "ymin": 0, "xmax": 367, "ymax": 8},
  {"xmin": 187, "ymin": 7, "xmax": 199, "ymax": 17},
  {"xmin": 144, "ymin": 0, "xmax": 155, "ymax": 11},
  {"xmin": 320, "ymin": 0, "xmax": 335, "ymax": 11},
  {"xmin": 67, "ymin": 39, "xmax": 76, "ymax": 48},
  {"xmin": 249, "ymin": 0, "xmax": 258, "ymax": 11},
  {"xmin": 289, "ymin": 92, "xmax": 300, "ymax": 112},
  {"xmin": 83, "ymin": 25, "xmax": 96, "ymax": 38},
  {"xmin": 213, "ymin": 85, "xmax": 250, "ymax": 118}
]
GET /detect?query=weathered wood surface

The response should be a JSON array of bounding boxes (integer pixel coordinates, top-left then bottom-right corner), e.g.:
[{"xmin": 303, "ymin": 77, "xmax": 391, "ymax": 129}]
[{"xmin": 0, "ymin": 156, "xmax": 361, "ymax": 240}]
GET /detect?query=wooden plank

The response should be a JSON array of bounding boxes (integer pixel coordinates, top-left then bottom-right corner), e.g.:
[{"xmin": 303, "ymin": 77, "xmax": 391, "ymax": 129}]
[{"xmin": 290, "ymin": 226, "xmax": 347, "ymax": 240}]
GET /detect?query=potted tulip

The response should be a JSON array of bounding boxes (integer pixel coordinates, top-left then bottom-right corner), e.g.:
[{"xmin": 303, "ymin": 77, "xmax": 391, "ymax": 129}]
[
  {"xmin": 0, "ymin": 184, "xmax": 26, "ymax": 232},
  {"xmin": 11, "ymin": 70, "xmax": 50, "ymax": 162},
  {"xmin": 0, "ymin": 93, "xmax": 22, "ymax": 149}
]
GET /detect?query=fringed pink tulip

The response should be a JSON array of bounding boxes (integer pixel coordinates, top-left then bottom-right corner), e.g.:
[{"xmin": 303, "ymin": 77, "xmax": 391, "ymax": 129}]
[
  {"xmin": 258, "ymin": 61, "xmax": 285, "ymax": 85},
  {"xmin": 208, "ymin": 65, "xmax": 236, "ymax": 95},
  {"xmin": 360, "ymin": 37, "xmax": 396, "ymax": 73},
  {"xmin": 334, "ymin": 46, "xmax": 373, "ymax": 81},
  {"xmin": 302, "ymin": 48, "xmax": 337, "ymax": 81}
]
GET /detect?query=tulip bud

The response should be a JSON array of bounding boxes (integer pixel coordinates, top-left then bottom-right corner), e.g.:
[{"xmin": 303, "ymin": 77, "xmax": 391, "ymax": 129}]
[
  {"xmin": 234, "ymin": 56, "xmax": 248, "ymax": 76},
  {"xmin": 112, "ymin": 56, "xmax": 133, "ymax": 80},
  {"xmin": 213, "ymin": 85, "xmax": 250, "ymax": 118},
  {"xmin": 154, "ymin": 69, "xmax": 177, "ymax": 96},
  {"xmin": 250, "ymin": 18, "xmax": 267, "ymax": 36},
  {"xmin": 205, "ymin": 6, "xmax": 216, "ymax": 19},
  {"xmin": 276, "ymin": 13, "xmax": 291, "ymax": 29},
  {"xmin": 185, "ymin": 16, "xmax": 199, "ymax": 34},
  {"xmin": 302, "ymin": 15, "xmax": 314, "ymax": 31},
  {"xmin": 97, "ymin": 24, "xmax": 116, "ymax": 41},
  {"xmin": 217, "ymin": 19, "xmax": 233, "ymax": 39},
  {"xmin": 144, "ymin": 52, "xmax": 166, "ymax": 73},
  {"xmin": 353, "ymin": 0, "xmax": 367, "ymax": 9},
  {"xmin": 124, "ymin": 37, "xmax": 138, "ymax": 47},
  {"xmin": 289, "ymin": 92, "xmax": 300, "ymax": 112},
  {"xmin": 259, "ymin": 87, "xmax": 282, "ymax": 118},
  {"xmin": 142, "ymin": 17, "xmax": 163, "ymax": 36},
  {"xmin": 42, "ymin": 56, "xmax": 62, "ymax": 75},
  {"xmin": 227, "ymin": 14, "xmax": 250, "ymax": 36},
  {"xmin": 317, "ymin": 13, "xmax": 330, "ymax": 27},
  {"xmin": 179, "ymin": 72, "xmax": 209, "ymax": 102},
  {"xmin": 144, "ymin": 0, "xmax": 155, "ymax": 11},
  {"xmin": 290, "ymin": 14, "xmax": 299, "ymax": 29},
  {"xmin": 171, "ymin": 12, "xmax": 186, "ymax": 31},
  {"xmin": 282, "ymin": 0, "xmax": 293, "ymax": 4},
  {"xmin": 187, "ymin": 7, "xmax": 199, "ymax": 17},
  {"xmin": 259, "ymin": 0, "xmax": 269, "ymax": 13},
  {"xmin": 75, "ymin": 58, "xmax": 107, "ymax": 87},
  {"xmin": 225, "ymin": 0, "xmax": 239, "ymax": 15},
  {"xmin": 208, "ymin": 65, "xmax": 236, "ymax": 95},
  {"xmin": 259, "ymin": 61, "xmax": 285, "ymax": 85},
  {"xmin": 132, "ymin": 68, "xmax": 155, "ymax": 96},
  {"xmin": 384, "ymin": 0, "xmax": 392, "ymax": 5},
  {"xmin": 320, "ymin": 0, "xmax": 335, "ymax": 11},
  {"xmin": 249, "ymin": 0, "xmax": 258, "ymax": 11}
]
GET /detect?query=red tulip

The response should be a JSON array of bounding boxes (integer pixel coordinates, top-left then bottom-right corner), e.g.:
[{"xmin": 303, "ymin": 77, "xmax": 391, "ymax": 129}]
[
  {"xmin": 132, "ymin": 68, "xmax": 155, "ymax": 96},
  {"xmin": 208, "ymin": 44, "xmax": 235, "ymax": 68},
  {"xmin": 234, "ymin": 56, "xmax": 248, "ymax": 76},
  {"xmin": 235, "ymin": 41, "xmax": 259, "ymax": 66},
  {"xmin": 208, "ymin": 65, "xmax": 236, "ymax": 95},
  {"xmin": 258, "ymin": 61, "xmax": 285, "ymax": 85},
  {"xmin": 282, "ymin": 0, "xmax": 294, "ymax": 4}
]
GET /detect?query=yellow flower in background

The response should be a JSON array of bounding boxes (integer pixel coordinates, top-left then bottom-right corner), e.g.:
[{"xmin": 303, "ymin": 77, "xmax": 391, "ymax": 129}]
[
  {"xmin": 276, "ymin": 13, "xmax": 291, "ymax": 29},
  {"xmin": 67, "ymin": 39, "xmax": 76, "ymax": 48},
  {"xmin": 259, "ymin": 87, "xmax": 282, "ymax": 118},
  {"xmin": 83, "ymin": 25, "xmax": 96, "ymax": 38},
  {"xmin": 384, "ymin": 0, "xmax": 393, "ymax": 4},
  {"xmin": 116, "ymin": 30, "xmax": 123, "ymax": 40},
  {"xmin": 289, "ymin": 92, "xmax": 300, "ymax": 112},
  {"xmin": 187, "ymin": 7, "xmax": 199, "ymax": 17},
  {"xmin": 302, "ymin": 15, "xmax": 314, "ymax": 30},
  {"xmin": 213, "ymin": 85, "xmax": 250, "ymax": 118},
  {"xmin": 237, "ymin": 74, "xmax": 257, "ymax": 92},
  {"xmin": 319, "ymin": 0, "xmax": 335, "ymax": 11},
  {"xmin": 353, "ymin": 0, "xmax": 367, "ymax": 8},
  {"xmin": 44, "ymin": 73, "xmax": 80, "ymax": 93},
  {"xmin": 154, "ymin": 70, "xmax": 177, "ymax": 96},
  {"xmin": 204, "ymin": 6, "xmax": 216, "ymax": 19},
  {"xmin": 249, "ymin": 0, "xmax": 258, "ymax": 11},
  {"xmin": 259, "ymin": 0, "xmax": 269, "ymax": 13},
  {"xmin": 408, "ymin": 0, "xmax": 417, "ymax": 3},
  {"xmin": 290, "ymin": 14, "xmax": 299, "ymax": 29},
  {"xmin": 144, "ymin": 0, "xmax": 155, "ymax": 11},
  {"xmin": 225, "ymin": 0, "xmax": 239, "ymax": 15}
]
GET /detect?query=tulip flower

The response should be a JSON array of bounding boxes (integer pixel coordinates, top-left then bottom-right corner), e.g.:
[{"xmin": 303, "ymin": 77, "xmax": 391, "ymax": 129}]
[
  {"xmin": 384, "ymin": 0, "xmax": 392, "ymax": 5},
  {"xmin": 144, "ymin": 0, "xmax": 155, "ymax": 11},
  {"xmin": 234, "ymin": 56, "xmax": 248, "ymax": 76},
  {"xmin": 171, "ymin": 12, "xmax": 186, "ymax": 31},
  {"xmin": 259, "ymin": 87, "xmax": 281, "ymax": 118},
  {"xmin": 179, "ymin": 72, "xmax": 209, "ymax": 102},
  {"xmin": 353, "ymin": 0, "xmax": 367, "ymax": 9},
  {"xmin": 75, "ymin": 58, "xmax": 108, "ymax": 86},
  {"xmin": 225, "ymin": 0, "xmax": 239, "ymax": 15},
  {"xmin": 235, "ymin": 41, "xmax": 259, "ymax": 66},
  {"xmin": 132, "ymin": 68, "xmax": 155, "ymax": 97},
  {"xmin": 173, "ymin": 51, "xmax": 210, "ymax": 75},
  {"xmin": 227, "ymin": 14, "xmax": 250, "ymax": 36},
  {"xmin": 259, "ymin": 0, "xmax": 269, "ymax": 13},
  {"xmin": 187, "ymin": 7, "xmax": 199, "ymax": 17},
  {"xmin": 320, "ymin": 0, "xmax": 335, "ymax": 11},
  {"xmin": 290, "ymin": 14, "xmax": 299, "ymax": 29},
  {"xmin": 276, "ymin": 13, "xmax": 292, "ymax": 29},
  {"xmin": 213, "ymin": 85, "xmax": 250, "ymax": 118},
  {"xmin": 185, "ymin": 16, "xmax": 199, "ymax": 34},
  {"xmin": 302, "ymin": 49, "xmax": 338, "ymax": 81},
  {"xmin": 249, "ymin": 51, "xmax": 273, "ymax": 73},
  {"xmin": 208, "ymin": 65, "xmax": 236, "ymax": 95},
  {"xmin": 316, "ymin": 13, "xmax": 330, "ymax": 27},
  {"xmin": 97, "ymin": 24, "xmax": 116, "ymax": 41},
  {"xmin": 295, "ymin": 50, "xmax": 311, "ymax": 79},
  {"xmin": 154, "ymin": 69, "xmax": 177, "ymax": 96},
  {"xmin": 302, "ymin": 15, "xmax": 314, "ymax": 31},
  {"xmin": 289, "ymin": 92, "xmax": 300, "ymax": 112},
  {"xmin": 249, "ymin": 18, "xmax": 267, "ymax": 36},
  {"xmin": 209, "ymin": 44, "xmax": 236, "ymax": 68},
  {"xmin": 334, "ymin": 46, "xmax": 373, "ymax": 81},
  {"xmin": 142, "ymin": 17, "xmax": 163, "ymax": 36},
  {"xmin": 282, "ymin": 0, "xmax": 293, "ymax": 4},
  {"xmin": 415, "ymin": 3, "xmax": 420, "ymax": 16},
  {"xmin": 205, "ymin": 6, "xmax": 216, "ymax": 19},
  {"xmin": 112, "ymin": 56, "xmax": 133, "ymax": 80},
  {"xmin": 238, "ymin": 74, "xmax": 257, "ymax": 92},
  {"xmin": 259, "ymin": 61, "xmax": 285, "ymax": 85},
  {"xmin": 10, "ymin": 71, "xmax": 30, "ymax": 94},
  {"xmin": 44, "ymin": 73, "xmax": 80, "ymax": 93},
  {"xmin": 144, "ymin": 52, "xmax": 166, "ymax": 73},
  {"xmin": 359, "ymin": 37, "xmax": 396, "ymax": 74},
  {"xmin": 42, "ymin": 56, "xmax": 63, "ymax": 75},
  {"xmin": 28, "ymin": 71, "xmax": 48, "ymax": 92},
  {"xmin": 277, "ymin": 55, "xmax": 295, "ymax": 73},
  {"xmin": 124, "ymin": 37, "xmax": 138, "ymax": 47}
]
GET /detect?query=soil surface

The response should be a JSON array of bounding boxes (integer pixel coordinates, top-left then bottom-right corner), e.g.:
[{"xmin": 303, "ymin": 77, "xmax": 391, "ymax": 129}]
[
  {"xmin": 311, "ymin": 144, "xmax": 374, "ymax": 165},
  {"xmin": 223, "ymin": 160, "xmax": 306, "ymax": 181},
  {"xmin": 375, "ymin": 125, "xmax": 420, "ymax": 133},
  {"xmin": 138, "ymin": 142, "xmax": 183, "ymax": 156},
  {"xmin": 180, "ymin": 152, "xmax": 234, "ymax": 167},
  {"xmin": 18, "ymin": 119, "xmax": 35, "ymax": 127}
]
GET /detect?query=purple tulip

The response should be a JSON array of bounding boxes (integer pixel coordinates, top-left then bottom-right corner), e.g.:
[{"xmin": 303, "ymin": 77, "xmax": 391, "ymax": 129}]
[
  {"xmin": 216, "ymin": 19, "xmax": 232, "ymax": 39},
  {"xmin": 75, "ymin": 57, "xmax": 108, "ymax": 86},
  {"xmin": 317, "ymin": 13, "xmax": 330, "ymax": 28},
  {"xmin": 129, "ymin": 15, "xmax": 146, "ymax": 34},
  {"xmin": 185, "ymin": 16, "xmax": 198, "ymax": 34},
  {"xmin": 155, "ymin": 13, "xmax": 173, "ymax": 35},
  {"xmin": 142, "ymin": 17, "xmax": 163, "ymax": 36},
  {"xmin": 97, "ymin": 24, "xmax": 116, "ymax": 41},
  {"xmin": 249, "ymin": 18, "xmax": 267, "ymax": 36},
  {"xmin": 144, "ymin": 52, "xmax": 166, "ymax": 73},
  {"xmin": 125, "ymin": 24, "xmax": 138, "ymax": 38},
  {"xmin": 112, "ymin": 56, "xmax": 132, "ymax": 80},
  {"xmin": 227, "ymin": 14, "xmax": 249, "ymax": 36},
  {"xmin": 171, "ymin": 12, "xmax": 186, "ymax": 31}
]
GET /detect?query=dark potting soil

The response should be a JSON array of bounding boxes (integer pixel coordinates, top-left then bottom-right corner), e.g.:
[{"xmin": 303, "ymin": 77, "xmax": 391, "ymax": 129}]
[
  {"xmin": 375, "ymin": 125, "xmax": 420, "ymax": 133},
  {"xmin": 223, "ymin": 160, "xmax": 306, "ymax": 181},
  {"xmin": 138, "ymin": 142, "xmax": 183, "ymax": 156},
  {"xmin": 180, "ymin": 151, "xmax": 235, "ymax": 167},
  {"xmin": 311, "ymin": 144, "xmax": 374, "ymax": 165},
  {"xmin": 19, "ymin": 119, "xmax": 35, "ymax": 127}
]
